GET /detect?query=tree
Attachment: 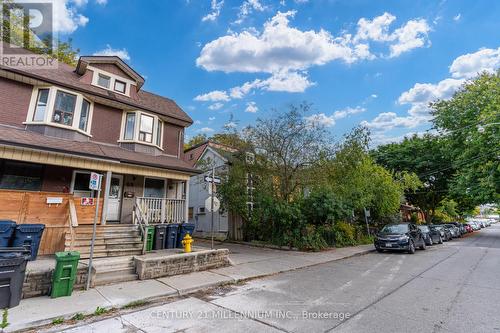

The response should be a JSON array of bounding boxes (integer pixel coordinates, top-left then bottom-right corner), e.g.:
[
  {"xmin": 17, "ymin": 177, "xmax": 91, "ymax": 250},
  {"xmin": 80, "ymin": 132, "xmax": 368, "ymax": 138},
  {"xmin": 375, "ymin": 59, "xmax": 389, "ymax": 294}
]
[
  {"xmin": 373, "ymin": 134, "xmax": 454, "ymax": 221},
  {"xmin": 243, "ymin": 102, "xmax": 333, "ymax": 201},
  {"xmin": 1, "ymin": 1, "xmax": 79, "ymax": 65},
  {"xmin": 431, "ymin": 72, "xmax": 500, "ymax": 207}
]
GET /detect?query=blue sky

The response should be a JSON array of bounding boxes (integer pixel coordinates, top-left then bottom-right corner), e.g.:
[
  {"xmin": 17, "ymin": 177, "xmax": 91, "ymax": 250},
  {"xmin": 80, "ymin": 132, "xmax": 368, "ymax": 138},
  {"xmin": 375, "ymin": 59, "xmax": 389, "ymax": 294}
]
[{"xmin": 53, "ymin": 0, "xmax": 500, "ymax": 144}]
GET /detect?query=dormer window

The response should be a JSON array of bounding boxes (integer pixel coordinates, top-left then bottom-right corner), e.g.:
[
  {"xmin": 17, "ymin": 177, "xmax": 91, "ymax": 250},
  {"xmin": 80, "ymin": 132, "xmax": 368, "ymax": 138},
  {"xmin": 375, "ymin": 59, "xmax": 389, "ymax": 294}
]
[
  {"xmin": 97, "ymin": 74, "xmax": 111, "ymax": 89},
  {"xmin": 120, "ymin": 111, "xmax": 163, "ymax": 149},
  {"xmin": 114, "ymin": 80, "xmax": 126, "ymax": 93}
]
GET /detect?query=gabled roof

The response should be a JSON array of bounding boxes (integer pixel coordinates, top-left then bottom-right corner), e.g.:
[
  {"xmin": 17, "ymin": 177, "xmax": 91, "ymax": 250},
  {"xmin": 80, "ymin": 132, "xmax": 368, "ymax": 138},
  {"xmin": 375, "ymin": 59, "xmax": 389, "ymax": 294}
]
[
  {"xmin": 76, "ymin": 56, "xmax": 145, "ymax": 90},
  {"xmin": 0, "ymin": 43, "xmax": 193, "ymax": 125}
]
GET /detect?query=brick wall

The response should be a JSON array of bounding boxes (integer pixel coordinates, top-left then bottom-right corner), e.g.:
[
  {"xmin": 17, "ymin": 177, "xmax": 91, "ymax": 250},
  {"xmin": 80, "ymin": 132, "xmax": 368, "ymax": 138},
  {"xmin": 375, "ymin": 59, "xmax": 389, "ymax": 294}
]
[
  {"xmin": 90, "ymin": 103, "xmax": 122, "ymax": 144},
  {"xmin": 0, "ymin": 77, "xmax": 33, "ymax": 127},
  {"xmin": 135, "ymin": 249, "xmax": 230, "ymax": 280}
]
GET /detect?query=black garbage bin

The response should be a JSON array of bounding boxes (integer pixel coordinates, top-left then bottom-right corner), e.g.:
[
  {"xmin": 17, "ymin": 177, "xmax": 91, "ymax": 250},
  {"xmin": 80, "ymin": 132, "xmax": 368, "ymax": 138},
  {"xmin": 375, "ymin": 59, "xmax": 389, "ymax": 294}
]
[
  {"xmin": 12, "ymin": 224, "xmax": 45, "ymax": 260},
  {"xmin": 165, "ymin": 224, "xmax": 179, "ymax": 249},
  {"xmin": 0, "ymin": 220, "xmax": 16, "ymax": 247},
  {"xmin": 0, "ymin": 252, "xmax": 28, "ymax": 308},
  {"xmin": 153, "ymin": 224, "xmax": 168, "ymax": 250},
  {"xmin": 176, "ymin": 223, "xmax": 195, "ymax": 248}
]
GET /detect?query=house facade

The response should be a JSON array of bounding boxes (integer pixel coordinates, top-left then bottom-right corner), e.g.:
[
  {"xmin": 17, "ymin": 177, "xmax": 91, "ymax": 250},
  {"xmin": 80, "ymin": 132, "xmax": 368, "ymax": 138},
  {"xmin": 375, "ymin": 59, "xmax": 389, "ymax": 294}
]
[
  {"xmin": 0, "ymin": 45, "xmax": 198, "ymax": 255},
  {"xmin": 185, "ymin": 141, "xmax": 237, "ymax": 240}
]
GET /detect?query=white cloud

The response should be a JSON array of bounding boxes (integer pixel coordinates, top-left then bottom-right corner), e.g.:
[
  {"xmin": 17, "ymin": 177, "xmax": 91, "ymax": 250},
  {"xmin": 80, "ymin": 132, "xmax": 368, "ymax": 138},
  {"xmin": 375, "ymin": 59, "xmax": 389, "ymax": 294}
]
[
  {"xmin": 202, "ymin": 0, "xmax": 224, "ymax": 22},
  {"xmin": 388, "ymin": 19, "xmax": 431, "ymax": 58},
  {"xmin": 49, "ymin": 0, "xmax": 89, "ymax": 33},
  {"xmin": 333, "ymin": 106, "xmax": 366, "ymax": 119},
  {"xmin": 453, "ymin": 13, "xmax": 461, "ymax": 21},
  {"xmin": 449, "ymin": 47, "xmax": 500, "ymax": 79},
  {"xmin": 208, "ymin": 102, "xmax": 224, "ymax": 110},
  {"xmin": 194, "ymin": 90, "xmax": 230, "ymax": 102},
  {"xmin": 198, "ymin": 127, "xmax": 215, "ymax": 133},
  {"xmin": 305, "ymin": 113, "xmax": 336, "ymax": 127},
  {"xmin": 93, "ymin": 45, "xmax": 131, "ymax": 61},
  {"xmin": 234, "ymin": 0, "xmax": 266, "ymax": 24},
  {"xmin": 245, "ymin": 101, "xmax": 258, "ymax": 113}
]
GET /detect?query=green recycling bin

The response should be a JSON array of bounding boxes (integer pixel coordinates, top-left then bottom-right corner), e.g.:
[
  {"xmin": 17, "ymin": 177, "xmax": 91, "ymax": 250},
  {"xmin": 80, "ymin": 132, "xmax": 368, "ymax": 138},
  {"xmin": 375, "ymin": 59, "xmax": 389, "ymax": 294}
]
[
  {"xmin": 145, "ymin": 226, "xmax": 155, "ymax": 252},
  {"xmin": 51, "ymin": 251, "xmax": 80, "ymax": 298}
]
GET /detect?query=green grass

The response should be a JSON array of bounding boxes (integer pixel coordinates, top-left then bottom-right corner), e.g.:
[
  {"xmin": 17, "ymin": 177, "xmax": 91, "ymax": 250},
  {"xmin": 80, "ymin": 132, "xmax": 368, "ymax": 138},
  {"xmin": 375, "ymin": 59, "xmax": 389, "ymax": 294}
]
[
  {"xmin": 51, "ymin": 317, "xmax": 64, "ymax": 325},
  {"xmin": 122, "ymin": 300, "xmax": 148, "ymax": 309}
]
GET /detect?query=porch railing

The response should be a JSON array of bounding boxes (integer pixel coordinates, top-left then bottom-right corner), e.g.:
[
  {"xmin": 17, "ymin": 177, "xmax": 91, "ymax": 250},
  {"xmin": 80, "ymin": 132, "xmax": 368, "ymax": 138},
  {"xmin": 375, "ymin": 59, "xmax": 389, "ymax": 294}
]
[{"xmin": 134, "ymin": 197, "xmax": 186, "ymax": 224}]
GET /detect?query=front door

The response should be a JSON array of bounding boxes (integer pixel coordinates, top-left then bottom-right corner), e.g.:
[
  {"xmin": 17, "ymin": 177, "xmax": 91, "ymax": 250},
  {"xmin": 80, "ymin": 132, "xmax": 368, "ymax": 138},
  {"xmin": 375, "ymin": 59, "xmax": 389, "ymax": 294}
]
[{"xmin": 107, "ymin": 175, "xmax": 123, "ymax": 221}]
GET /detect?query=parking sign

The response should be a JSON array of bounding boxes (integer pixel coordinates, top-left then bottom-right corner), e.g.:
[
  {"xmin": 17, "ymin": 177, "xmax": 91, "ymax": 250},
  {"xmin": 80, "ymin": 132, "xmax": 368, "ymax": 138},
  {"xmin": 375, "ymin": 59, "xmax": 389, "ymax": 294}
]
[{"xmin": 89, "ymin": 172, "xmax": 102, "ymax": 190}]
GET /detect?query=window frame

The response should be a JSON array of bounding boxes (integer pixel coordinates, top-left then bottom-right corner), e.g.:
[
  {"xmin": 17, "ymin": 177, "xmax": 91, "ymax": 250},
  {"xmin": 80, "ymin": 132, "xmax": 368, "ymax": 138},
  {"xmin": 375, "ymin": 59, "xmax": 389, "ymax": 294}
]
[
  {"xmin": 119, "ymin": 110, "xmax": 164, "ymax": 149},
  {"xmin": 25, "ymin": 86, "xmax": 94, "ymax": 136}
]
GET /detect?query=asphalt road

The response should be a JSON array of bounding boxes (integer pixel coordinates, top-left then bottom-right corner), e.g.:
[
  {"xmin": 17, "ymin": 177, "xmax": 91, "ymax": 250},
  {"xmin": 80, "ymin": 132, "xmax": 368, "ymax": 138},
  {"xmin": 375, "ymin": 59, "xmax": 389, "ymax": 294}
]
[{"xmin": 56, "ymin": 224, "xmax": 500, "ymax": 333}]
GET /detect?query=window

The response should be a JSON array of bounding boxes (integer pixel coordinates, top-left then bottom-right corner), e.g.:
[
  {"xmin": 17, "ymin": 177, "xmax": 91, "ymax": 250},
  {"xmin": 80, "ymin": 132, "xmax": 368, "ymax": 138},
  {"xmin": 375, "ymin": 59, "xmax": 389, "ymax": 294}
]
[
  {"xmin": 33, "ymin": 89, "xmax": 49, "ymax": 122},
  {"xmin": 124, "ymin": 112, "xmax": 136, "ymax": 140},
  {"xmin": 114, "ymin": 80, "xmax": 126, "ymax": 93},
  {"xmin": 139, "ymin": 114, "xmax": 154, "ymax": 143},
  {"xmin": 79, "ymin": 99, "xmax": 90, "ymax": 131},
  {"xmin": 0, "ymin": 161, "xmax": 43, "ymax": 190},
  {"xmin": 97, "ymin": 74, "xmax": 111, "ymax": 89},
  {"xmin": 156, "ymin": 120, "xmax": 162, "ymax": 147},
  {"xmin": 73, "ymin": 172, "xmax": 92, "ymax": 197},
  {"xmin": 52, "ymin": 90, "xmax": 77, "ymax": 126}
]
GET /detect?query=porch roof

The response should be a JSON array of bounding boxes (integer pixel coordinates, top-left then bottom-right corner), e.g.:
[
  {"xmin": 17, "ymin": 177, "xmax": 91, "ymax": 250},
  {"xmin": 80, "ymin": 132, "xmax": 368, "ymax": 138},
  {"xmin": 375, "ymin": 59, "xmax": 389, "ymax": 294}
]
[{"xmin": 0, "ymin": 125, "xmax": 200, "ymax": 177}]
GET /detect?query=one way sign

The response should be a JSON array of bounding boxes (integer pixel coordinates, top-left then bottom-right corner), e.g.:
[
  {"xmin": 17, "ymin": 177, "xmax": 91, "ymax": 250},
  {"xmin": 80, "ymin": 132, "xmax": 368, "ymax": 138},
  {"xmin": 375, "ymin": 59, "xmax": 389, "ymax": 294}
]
[{"xmin": 204, "ymin": 175, "xmax": 221, "ymax": 184}]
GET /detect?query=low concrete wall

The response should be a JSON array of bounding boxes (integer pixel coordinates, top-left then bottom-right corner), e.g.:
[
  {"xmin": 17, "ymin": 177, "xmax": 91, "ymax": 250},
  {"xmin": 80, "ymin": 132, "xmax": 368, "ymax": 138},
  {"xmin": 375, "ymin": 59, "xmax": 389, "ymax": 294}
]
[
  {"xmin": 22, "ymin": 266, "xmax": 94, "ymax": 299},
  {"xmin": 135, "ymin": 249, "xmax": 230, "ymax": 280}
]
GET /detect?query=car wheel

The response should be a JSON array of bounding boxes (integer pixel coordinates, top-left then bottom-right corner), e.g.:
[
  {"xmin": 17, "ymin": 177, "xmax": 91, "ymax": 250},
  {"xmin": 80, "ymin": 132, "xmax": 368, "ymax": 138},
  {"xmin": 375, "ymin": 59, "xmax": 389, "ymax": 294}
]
[
  {"xmin": 438, "ymin": 236, "xmax": 443, "ymax": 244},
  {"xmin": 420, "ymin": 240, "xmax": 426, "ymax": 250},
  {"xmin": 408, "ymin": 240, "xmax": 416, "ymax": 254}
]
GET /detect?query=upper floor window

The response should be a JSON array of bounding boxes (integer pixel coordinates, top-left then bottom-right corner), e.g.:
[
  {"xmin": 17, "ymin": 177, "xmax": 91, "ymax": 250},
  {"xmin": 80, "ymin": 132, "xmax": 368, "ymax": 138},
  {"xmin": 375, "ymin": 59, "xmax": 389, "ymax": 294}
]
[
  {"xmin": 53, "ymin": 91, "xmax": 77, "ymax": 126},
  {"xmin": 120, "ymin": 111, "xmax": 163, "ymax": 149},
  {"xmin": 114, "ymin": 80, "xmax": 126, "ymax": 93},
  {"xmin": 97, "ymin": 74, "xmax": 111, "ymax": 89},
  {"xmin": 32, "ymin": 89, "xmax": 49, "ymax": 122},
  {"xmin": 27, "ymin": 86, "xmax": 93, "ymax": 135}
]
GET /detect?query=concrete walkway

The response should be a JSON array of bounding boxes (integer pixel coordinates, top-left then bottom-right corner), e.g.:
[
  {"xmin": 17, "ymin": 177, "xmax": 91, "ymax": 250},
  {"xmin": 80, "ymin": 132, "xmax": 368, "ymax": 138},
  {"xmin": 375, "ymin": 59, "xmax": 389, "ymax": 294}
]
[{"xmin": 6, "ymin": 242, "xmax": 373, "ymax": 332}]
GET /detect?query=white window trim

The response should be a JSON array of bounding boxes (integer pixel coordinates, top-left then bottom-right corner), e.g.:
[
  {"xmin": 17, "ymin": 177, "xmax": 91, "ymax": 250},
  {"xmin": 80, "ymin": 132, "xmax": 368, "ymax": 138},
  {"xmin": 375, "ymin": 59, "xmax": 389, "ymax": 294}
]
[
  {"xmin": 25, "ymin": 86, "xmax": 94, "ymax": 137},
  {"xmin": 88, "ymin": 65, "xmax": 136, "ymax": 97},
  {"xmin": 118, "ymin": 110, "xmax": 164, "ymax": 150}
]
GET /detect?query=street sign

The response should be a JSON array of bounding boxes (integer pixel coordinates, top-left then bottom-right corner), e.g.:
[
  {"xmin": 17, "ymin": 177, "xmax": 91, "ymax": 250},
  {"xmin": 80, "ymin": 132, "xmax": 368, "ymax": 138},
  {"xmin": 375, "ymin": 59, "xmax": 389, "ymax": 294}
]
[
  {"xmin": 205, "ymin": 196, "xmax": 220, "ymax": 212},
  {"xmin": 89, "ymin": 172, "xmax": 102, "ymax": 190},
  {"xmin": 204, "ymin": 175, "xmax": 221, "ymax": 184}
]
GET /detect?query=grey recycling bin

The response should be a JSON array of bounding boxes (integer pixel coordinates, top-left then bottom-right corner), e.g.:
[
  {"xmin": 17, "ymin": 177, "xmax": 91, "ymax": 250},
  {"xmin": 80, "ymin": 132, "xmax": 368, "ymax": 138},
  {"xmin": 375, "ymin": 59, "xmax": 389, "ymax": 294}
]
[
  {"xmin": 0, "ymin": 251, "xmax": 28, "ymax": 308},
  {"xmin": 165, "ymin": 224, "xmax": 179, "ymax": 249},
  {"xmin": 153, "ymin": 225, "xmax": 168, "ymax": 250}
]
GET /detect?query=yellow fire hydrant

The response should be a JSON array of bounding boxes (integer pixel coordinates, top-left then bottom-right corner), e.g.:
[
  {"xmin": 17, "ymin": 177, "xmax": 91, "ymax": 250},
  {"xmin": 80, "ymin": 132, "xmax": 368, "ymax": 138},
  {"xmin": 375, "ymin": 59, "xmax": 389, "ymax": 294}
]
[{"xmin": 181, "ymin": 234, "xmax": 193, "ymax": 253}]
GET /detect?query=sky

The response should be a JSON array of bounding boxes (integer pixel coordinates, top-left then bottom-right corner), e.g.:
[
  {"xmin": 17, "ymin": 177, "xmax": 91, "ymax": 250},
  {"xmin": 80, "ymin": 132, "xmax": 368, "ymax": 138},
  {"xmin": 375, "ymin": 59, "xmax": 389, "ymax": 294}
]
[{"xmin": 47, "ymin": 0, "xmax": 500, "ymax": 145}]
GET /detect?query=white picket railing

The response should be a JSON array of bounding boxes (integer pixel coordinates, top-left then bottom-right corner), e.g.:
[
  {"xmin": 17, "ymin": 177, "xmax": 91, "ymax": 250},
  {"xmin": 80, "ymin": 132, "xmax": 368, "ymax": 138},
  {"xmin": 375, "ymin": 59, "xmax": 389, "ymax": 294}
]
[{"xmin": 134, "ymin": 197, "xmax": 186, "ymax": 224}]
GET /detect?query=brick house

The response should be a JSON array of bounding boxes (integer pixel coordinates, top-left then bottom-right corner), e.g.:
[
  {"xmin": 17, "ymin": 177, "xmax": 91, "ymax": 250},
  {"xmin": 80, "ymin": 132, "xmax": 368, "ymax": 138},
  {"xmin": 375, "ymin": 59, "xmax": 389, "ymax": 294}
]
[{"xmin": 0, "ymin": 45, "xmax": 199, "ymax": 257}]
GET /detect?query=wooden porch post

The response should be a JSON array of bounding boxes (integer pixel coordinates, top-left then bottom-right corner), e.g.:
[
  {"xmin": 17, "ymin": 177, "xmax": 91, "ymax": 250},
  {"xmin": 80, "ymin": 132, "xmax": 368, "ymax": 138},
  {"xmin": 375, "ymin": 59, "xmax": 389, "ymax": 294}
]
[
  {"xmin": 101, "ymin": 170, "xmax": 112, "ymax": 225},
  {"xmin": 184, "ymin": 180, "xmax": 189, "ymax": 223}
]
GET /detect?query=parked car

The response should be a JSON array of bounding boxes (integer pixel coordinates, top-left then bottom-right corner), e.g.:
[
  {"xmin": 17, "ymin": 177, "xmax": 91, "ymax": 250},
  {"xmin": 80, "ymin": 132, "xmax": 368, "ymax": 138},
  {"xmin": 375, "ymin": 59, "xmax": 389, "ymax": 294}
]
[
  {"xmin": 374, "ymin": 223, "xmax": 426, "ymax": 254},
  {"xmin": 444, "ymin": 224, "xmax": 460, "ymax": 238},
  {"xmin": 418, "ymin": 225, "xmax": 442, "ymax": 245},
  {"xmin": 432, "ymin": 224, "xmax": 452, "ymax": 241}
]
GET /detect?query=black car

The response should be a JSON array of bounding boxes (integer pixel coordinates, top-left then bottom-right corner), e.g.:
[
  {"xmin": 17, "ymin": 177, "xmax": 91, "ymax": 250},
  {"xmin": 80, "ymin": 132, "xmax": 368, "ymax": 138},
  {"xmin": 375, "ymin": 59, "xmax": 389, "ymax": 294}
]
[
  {"xmin": 374, "ymin": 223, "xmax": 426, "ymax": 254},
  {"xmin": 418, "ymin": 225, "xmax": 442, "ymax": 245},
  {"xmin": 430, "ymin": 225, "xmax": 451, "ymax": 241}
]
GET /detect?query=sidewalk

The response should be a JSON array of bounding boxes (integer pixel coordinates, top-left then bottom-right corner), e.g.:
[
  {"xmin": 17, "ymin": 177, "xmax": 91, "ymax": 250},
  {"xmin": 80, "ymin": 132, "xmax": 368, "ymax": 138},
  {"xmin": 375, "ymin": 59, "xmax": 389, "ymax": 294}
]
[{"xmin": 6, "ymin": 242, "xmax": 373, "ymax": 332}]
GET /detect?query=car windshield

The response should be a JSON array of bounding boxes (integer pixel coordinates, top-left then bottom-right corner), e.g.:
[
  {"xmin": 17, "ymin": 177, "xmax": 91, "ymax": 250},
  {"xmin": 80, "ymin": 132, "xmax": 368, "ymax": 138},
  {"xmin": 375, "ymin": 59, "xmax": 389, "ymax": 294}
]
[
  {"xmin": 418, "ymin": 226, "xmax": 429, "ymax": 232},
  {"xmin": 380, "ymin": 224, "xmax": 408, "ymax": 234}
]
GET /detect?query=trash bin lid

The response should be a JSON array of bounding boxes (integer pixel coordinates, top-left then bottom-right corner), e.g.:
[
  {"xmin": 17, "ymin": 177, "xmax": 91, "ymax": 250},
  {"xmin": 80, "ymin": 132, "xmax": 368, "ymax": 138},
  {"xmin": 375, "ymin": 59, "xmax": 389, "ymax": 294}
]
[
  {"xmin": 15, "ymin": 224, "xmax": 45, "ymax": 232},
  {"xmin": 55, "ymin": 251, "xmax": 81, "ymax": 261}
]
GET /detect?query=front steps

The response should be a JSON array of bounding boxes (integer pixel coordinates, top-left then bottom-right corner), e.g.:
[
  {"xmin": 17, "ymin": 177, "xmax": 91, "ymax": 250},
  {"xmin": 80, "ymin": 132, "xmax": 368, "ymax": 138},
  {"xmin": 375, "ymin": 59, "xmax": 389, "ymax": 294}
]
[
  {"xmin": 65, "ymin": 224, "xmax": 144, "ymax": 259},
  {"xmin": 92, "ymin": 256, "xmax": 138, "ymax": 286}
]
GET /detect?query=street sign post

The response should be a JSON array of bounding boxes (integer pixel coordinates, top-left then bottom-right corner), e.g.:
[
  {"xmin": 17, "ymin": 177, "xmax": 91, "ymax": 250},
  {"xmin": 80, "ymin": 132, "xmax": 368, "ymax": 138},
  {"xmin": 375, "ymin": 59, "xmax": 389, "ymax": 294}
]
[{"xmin": 86, "ymin": 172, "xmax": 102, "ymax": 290}]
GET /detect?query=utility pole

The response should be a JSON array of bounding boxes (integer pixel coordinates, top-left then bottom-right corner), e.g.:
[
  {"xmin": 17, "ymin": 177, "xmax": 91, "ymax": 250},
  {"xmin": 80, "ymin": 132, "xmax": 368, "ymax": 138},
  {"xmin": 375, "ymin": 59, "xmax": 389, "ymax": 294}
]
[{"xmin": 210, "ymin": 165, "xmax": 215, "ymax": 250}]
